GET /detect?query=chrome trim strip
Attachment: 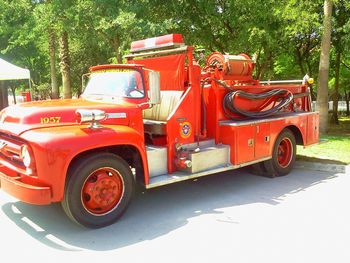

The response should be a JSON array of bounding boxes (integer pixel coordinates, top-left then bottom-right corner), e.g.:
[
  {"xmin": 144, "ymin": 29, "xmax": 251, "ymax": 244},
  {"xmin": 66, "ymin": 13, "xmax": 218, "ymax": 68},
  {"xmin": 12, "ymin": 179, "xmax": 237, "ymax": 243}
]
[
  {"xmin": 107, "ymin": 112, "xmax": 127, "ymax": 119},
  {"xmin": 260, "ymin": 80, "xmax": 303, "ymax": 84},
  {"xmin": 145, "ymin": 156, "xmax": 272, "ymax": 189},
  {"xmin": 219, "ymin": 112, "xmax": 317, "ymax": 127}
]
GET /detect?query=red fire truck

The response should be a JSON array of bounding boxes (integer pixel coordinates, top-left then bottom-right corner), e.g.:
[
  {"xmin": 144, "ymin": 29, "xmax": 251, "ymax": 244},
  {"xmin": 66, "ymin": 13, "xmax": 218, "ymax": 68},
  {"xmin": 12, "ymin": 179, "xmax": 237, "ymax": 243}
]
[{"xmin": 0, "ymin": 34, "xmax": 318, "ymax": 228}]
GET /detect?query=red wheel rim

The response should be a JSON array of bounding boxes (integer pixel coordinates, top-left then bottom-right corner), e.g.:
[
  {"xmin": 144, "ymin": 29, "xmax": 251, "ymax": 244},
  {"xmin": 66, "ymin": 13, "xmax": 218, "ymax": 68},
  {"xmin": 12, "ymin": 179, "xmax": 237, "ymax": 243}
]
[
  {"xmin": 277, "ymin": 138, "xmax": 293, "ymax": 168},
  {"xmin": 81, "ymin": 167, "xmax": 124, "ymax": 215}
]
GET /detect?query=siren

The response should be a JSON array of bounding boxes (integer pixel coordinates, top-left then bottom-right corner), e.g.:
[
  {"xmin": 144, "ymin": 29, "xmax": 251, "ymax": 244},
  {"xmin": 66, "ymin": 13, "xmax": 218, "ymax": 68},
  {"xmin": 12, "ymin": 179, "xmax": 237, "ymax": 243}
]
[{"xmin": 76, "ymin": 109, "xmax": 106, "ymax": 129}]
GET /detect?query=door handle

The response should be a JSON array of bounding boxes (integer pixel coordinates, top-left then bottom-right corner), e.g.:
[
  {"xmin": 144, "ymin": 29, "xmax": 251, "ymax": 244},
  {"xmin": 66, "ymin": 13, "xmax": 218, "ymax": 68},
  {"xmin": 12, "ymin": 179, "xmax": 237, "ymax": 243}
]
[{"xmin": 248, "ymin": 138, "xmax": 254, "ymax": 146}]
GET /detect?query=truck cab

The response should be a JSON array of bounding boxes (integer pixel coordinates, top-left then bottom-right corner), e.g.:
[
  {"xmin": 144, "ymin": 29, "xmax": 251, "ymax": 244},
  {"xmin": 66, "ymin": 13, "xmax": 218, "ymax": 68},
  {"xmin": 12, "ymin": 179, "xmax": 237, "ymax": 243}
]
[{"xmin": 0, "ymin": 34, "xmax": 319, "ymax": 228}]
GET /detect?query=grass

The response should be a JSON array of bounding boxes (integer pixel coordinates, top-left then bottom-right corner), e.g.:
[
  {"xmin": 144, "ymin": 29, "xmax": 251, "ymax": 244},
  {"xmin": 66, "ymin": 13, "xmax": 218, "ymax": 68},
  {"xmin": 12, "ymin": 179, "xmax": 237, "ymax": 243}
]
[{"xmin": 296, "ymin": 116, "xmax": 350, "ymax": 165}]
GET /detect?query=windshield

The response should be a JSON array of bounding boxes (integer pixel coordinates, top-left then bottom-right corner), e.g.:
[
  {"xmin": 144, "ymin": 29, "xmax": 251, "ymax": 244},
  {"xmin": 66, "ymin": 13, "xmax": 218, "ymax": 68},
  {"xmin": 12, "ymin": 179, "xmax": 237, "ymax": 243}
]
[{"xmin": 82, "ymin": 69, "xmax": 144, "ymax": 99}]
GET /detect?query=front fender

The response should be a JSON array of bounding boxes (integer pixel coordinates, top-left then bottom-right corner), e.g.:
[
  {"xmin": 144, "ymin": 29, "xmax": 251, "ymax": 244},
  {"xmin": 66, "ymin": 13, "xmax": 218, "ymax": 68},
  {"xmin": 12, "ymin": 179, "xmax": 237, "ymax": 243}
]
[{"xmin": 20, "ymin": 124, "xmax": 148, "ymax": 202}]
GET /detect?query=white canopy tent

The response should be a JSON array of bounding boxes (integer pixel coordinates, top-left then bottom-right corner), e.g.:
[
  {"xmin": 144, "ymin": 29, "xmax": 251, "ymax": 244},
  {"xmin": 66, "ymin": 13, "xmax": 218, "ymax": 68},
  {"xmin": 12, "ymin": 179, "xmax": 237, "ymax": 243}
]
[
  {"xmin": 0, "ymin": 57, "xmax": 32, "ymax": 106},
  {"xmin": 0, "ymin": 57, "xmax": 30, "ymax": 80}
]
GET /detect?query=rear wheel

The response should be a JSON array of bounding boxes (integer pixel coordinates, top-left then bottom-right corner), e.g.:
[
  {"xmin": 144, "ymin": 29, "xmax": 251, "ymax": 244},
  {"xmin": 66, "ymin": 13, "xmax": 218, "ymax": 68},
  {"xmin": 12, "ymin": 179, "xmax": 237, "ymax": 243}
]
[
  {"xmin": 62, "ymin": 153, "xmax": 134, "ymax": 228},
  {"xmin": 263, "ymin": 129, "xmax": 296, "ymax": 177},
  {"xmin": 250, "ymin": 162, "xmax": 268, "ymax": 176}
]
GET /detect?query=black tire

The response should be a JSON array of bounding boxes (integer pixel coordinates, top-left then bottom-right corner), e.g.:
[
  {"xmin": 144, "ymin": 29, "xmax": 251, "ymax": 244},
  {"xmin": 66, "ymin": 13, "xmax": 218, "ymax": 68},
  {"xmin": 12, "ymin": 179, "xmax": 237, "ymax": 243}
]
[
  {"xmin": 250, "ymin": 162, "xmax": 268, "ymax": 176},
  {"xmin": 263, "ymin": 129, "xmax": 296, "ymax": 177},
  {"xmin": 62, "ymin": 153, "xmax": 134, "ymax": 228}
]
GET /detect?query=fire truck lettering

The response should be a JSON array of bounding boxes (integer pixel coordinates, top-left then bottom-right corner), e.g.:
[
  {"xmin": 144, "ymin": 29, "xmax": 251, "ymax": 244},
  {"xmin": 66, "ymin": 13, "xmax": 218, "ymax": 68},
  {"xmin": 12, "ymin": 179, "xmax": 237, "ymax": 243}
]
[{"xmin": 40, "ymin": 116, "xmax": 61, "ymax": 124}]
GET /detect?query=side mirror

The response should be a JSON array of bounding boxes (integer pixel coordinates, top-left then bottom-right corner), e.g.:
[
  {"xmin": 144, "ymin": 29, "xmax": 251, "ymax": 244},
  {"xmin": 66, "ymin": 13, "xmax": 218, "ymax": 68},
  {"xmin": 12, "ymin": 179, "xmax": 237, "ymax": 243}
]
[{"xmin": 148, "ymin": 71, "xmax": 160, "ymax": 105}]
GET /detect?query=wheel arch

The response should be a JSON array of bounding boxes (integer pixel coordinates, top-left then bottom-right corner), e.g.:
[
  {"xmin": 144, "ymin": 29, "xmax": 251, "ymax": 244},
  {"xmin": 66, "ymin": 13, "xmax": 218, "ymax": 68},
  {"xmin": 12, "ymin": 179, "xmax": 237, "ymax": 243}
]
[
  {"xmin": 67, "ymin": 144, "xmax": 147, "ymax": 186},
  {"xmin": 284, "ymin": 125, "xmax": 304, "ymax": 145}
]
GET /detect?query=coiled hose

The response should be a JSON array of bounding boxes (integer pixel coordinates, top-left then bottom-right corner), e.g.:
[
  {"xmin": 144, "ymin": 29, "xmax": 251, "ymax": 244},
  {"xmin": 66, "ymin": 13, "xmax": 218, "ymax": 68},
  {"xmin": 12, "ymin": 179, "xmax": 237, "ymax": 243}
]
[{"xmin": 212, "ymin": 79, "xmax": 294, "ymax": 120}]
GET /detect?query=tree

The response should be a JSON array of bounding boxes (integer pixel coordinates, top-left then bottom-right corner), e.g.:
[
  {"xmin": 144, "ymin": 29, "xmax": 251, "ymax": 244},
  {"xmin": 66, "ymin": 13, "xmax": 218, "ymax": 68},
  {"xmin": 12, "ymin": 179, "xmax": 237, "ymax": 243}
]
[
  {"xmin": 74, "ymin": 0, "xmax": 158, "ymax": 64},
  {"xmin": 341, "ymin": 60, "xmax": 350, "ymax": 116},
  {"xmin": 59, "ymin": 31, "xmax": 72, "ymax": 99},
  {"xmin": 48, "ymin": 27, "xmax": 59, "ymax": 99},
  {"xmin": 331, "ymin": 0, "xmax": 350, "ymax": 122},
  {"xmin": 0, "ymin": 81, "xmax": 9, "ymax": 109},
  {"xmin": 34, "ymin": 0, "xmax": 60, "ymax": 99},
  {"xmin": 317, "ymin": 0, "xmax": 333, "ymax": 134},
  {"xmin": 0, "ymin": 0, "xmax": 47, "ymax": 86},
  {"xmin": 1, "ymin": 0, "xmax": 349, "ymax": 114},
  {"xmin": 149, "ymin": 0, "xmax": 288, "ymax": 79}
]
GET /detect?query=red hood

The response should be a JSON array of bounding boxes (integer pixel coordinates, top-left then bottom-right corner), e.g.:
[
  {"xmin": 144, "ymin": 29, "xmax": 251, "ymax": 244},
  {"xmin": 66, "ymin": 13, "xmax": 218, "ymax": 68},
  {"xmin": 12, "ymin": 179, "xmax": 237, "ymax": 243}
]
[{"xmin": 0, "ymin": 98, "xmax": 139, "ymax": 136}]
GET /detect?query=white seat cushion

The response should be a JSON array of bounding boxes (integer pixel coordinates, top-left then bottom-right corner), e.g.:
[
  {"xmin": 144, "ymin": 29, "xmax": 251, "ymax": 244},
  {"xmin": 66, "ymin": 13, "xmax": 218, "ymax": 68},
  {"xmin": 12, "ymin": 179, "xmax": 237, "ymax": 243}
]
[
  {"xmin": 143, "ymin": 90, "xmax": 183, "ymax": 135},
  {"xmin": 143, "ymin": 91, "xmax": 183, "ymax": 121}
]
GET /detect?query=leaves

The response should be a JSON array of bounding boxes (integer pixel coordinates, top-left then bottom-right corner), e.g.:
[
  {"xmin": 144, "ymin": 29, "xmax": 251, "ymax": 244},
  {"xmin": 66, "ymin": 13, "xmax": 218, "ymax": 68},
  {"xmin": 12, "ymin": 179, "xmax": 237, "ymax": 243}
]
[{"xmin": 0, "ymin": 0, "xmax": 349, "ymax": 99}]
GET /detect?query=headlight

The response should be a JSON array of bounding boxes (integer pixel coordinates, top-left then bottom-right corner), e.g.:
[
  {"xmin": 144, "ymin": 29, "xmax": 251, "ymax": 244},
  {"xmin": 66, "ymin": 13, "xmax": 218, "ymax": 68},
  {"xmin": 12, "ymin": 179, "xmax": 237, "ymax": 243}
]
[{"xmin": 21, "ymin": 145, "xmax": 31, "ymax": 168}]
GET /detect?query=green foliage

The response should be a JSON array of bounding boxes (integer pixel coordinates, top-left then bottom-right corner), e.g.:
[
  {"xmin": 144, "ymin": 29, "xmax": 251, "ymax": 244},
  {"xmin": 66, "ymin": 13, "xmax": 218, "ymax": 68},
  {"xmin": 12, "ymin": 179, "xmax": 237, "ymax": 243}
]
[
  {"xmin": 0, "ymin": 0, "xmax": 47, "ymax": 85},
  {"xmin": 0, "ymin": 0, "xmax": 349, "ymax": 99}
]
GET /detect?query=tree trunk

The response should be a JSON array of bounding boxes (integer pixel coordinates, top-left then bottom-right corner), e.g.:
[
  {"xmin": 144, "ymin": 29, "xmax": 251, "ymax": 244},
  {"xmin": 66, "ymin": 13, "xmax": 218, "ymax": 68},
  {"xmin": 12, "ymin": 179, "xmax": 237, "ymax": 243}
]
[
  {"xmin": 295, "ymin": 48, "xmax": 306, "ymax": 76},
  {"xmin": 10, "ymin": 85, "xmax": 16, "ymax": 104},
  {"xmin": 316, "ymin": 0, "xmax": 333, "ymax": 134},
  {"xmin": 331, "ymin": 50, "xmax": 340, "ymax": 124},
  {"xmin": 306, "ymin": 59, "xmax": 313, "ymax": 78},
  {"xmin": 112, "ymin": 36, "xmax": 122, "ymax": 64},
  {"xmin": 0, "ymin": 81, "xmax": 9, "ymax": 110},
  {"xmin": 59, "ymin": 31, "xmax": 72, "ymax": 99},
  {"xmin": 49, "ymin": 28, "xmax": 59, "ymax": 99}
]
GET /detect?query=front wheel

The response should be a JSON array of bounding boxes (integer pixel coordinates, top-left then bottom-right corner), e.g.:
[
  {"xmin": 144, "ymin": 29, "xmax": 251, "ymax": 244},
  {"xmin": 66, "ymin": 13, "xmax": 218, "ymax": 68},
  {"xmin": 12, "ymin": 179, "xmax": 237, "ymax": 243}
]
[
  {"xmin": 62, "ymin": 153, "xmax": 134, "ymax": 228},
  {"xmin": 263, "ymin": 129, "xmax": 296, "ymax": 177}
]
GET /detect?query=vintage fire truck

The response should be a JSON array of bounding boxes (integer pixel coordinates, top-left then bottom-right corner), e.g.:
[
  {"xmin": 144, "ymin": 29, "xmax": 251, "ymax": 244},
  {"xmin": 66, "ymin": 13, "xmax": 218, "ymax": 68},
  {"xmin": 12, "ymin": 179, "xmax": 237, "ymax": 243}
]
[{"xmin": 0, "ymin": 34, "xmax": 318, "ymax": 228}]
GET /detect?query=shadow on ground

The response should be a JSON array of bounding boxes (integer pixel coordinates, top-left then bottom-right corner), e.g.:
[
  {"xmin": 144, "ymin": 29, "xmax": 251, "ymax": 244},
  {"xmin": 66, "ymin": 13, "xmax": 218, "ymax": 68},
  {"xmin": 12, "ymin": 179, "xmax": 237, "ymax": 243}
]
[
  {"xmin": 296, "ymin": 155, "xmax": 348, "ymax": 165},
  {"xmin": 1, "ymin": 168, "xmax": 338, "ymax": 251}
]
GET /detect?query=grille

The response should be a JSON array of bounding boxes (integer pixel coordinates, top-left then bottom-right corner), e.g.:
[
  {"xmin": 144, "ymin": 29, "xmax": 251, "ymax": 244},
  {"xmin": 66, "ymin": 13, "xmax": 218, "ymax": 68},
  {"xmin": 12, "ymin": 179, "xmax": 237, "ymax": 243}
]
[{"xmin": 0, "ymin": 132, "xmax": 25, "ymax": 168}]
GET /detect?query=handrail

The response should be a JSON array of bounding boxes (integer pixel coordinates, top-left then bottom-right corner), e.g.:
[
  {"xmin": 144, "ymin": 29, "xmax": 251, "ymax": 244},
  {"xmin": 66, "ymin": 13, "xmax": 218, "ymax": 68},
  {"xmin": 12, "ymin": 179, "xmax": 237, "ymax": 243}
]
[{"xmin": 259, "ymin": 80, "xmax": 304, "ymax": 84}]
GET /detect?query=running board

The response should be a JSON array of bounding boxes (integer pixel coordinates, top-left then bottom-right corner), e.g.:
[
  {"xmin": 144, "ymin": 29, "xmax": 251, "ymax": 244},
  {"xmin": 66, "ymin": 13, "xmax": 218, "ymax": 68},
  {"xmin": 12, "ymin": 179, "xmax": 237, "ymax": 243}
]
[
  {"xmin": 145, "ymin": 156, "xmax": 272, "ymax": 189},
  {"xmin": 146, "ymin": 165, "xmax": 235, "ymax": 189}
]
